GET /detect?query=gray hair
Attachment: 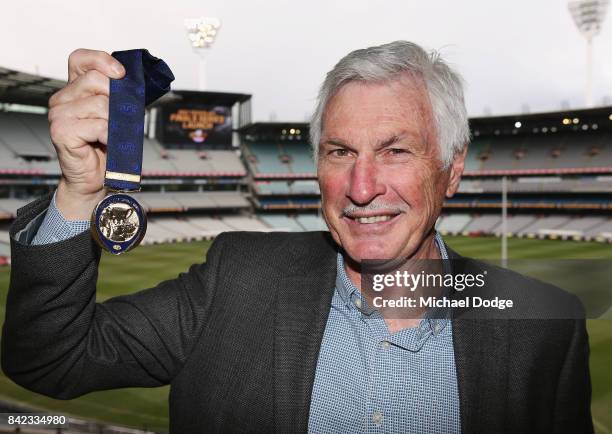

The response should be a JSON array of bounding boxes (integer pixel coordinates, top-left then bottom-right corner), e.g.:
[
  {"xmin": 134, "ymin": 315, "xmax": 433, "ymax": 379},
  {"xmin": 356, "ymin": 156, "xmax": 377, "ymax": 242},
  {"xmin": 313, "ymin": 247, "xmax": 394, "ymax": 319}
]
[{"xmin": 310, "ymin": 41, "xmax": 470, "ymax": 169}]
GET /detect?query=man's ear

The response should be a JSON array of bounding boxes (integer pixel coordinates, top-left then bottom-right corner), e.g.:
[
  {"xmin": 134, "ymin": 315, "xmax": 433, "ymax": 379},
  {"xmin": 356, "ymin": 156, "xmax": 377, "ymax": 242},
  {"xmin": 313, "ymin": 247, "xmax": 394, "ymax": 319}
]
[{"xmin": 445, "ymin": 144, "xmax": 468, "ymax": 198}]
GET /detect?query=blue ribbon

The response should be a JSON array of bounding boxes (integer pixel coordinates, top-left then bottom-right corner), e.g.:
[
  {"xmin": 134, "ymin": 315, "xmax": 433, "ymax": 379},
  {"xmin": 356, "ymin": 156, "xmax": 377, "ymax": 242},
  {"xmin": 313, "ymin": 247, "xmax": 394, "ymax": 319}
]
[{"xmin": 105, "ymin": 49, "xmax": 174, "ymax": 191}]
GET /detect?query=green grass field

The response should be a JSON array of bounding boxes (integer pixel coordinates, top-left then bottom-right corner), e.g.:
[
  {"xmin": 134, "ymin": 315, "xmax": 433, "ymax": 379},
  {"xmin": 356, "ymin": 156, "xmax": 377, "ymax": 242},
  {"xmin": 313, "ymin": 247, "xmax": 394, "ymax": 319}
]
[{"xmin": 0, "ymin": 236, "xmax": 610, "ymax": 432}]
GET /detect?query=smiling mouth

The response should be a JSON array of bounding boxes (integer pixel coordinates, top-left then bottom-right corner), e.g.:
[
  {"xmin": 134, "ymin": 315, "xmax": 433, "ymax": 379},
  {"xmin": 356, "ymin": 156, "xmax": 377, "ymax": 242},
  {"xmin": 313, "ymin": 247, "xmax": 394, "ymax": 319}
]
[
  {"xmin": 354, "ymin": 215, "xmax": 394, "ymax": 224},
  {"xmin": 344, "ymin": 212, "xmax": 402, "ymax": 225}
]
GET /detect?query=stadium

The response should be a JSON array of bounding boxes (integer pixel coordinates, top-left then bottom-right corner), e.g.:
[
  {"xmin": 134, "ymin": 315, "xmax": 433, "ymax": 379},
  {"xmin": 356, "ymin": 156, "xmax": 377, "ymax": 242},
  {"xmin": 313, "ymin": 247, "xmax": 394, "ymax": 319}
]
[
  {"xmin": 0, "ymin": 63, "xmax": 611, "ymax": 434},
  {"xmin": 1, "ymin": 5, "xmax": 612, "ymax": 434}
]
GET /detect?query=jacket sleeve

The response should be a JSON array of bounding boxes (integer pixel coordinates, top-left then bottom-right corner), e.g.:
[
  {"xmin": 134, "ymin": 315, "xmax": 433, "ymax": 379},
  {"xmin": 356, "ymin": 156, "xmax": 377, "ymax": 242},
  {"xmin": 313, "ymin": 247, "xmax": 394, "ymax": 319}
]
[
  {"xmin": 1, "ymin": 194, "xmax": 227, "ymax": 399},
  {"xmin": 553, "ymin": 315, "xmax": 594, "ymax": 434}
]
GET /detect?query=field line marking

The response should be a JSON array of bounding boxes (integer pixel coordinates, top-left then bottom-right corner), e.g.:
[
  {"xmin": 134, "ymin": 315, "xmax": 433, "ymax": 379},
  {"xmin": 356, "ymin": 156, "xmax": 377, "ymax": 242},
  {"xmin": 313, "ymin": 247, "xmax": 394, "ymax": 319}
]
[{"xmin": 594, "ymin": 417, "xmax": 611, "ymax": 434}]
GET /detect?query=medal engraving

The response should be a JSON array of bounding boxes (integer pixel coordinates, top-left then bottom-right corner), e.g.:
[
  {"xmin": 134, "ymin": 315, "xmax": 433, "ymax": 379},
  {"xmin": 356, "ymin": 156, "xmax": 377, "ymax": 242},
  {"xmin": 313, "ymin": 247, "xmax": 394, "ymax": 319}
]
[
  {"xmin": 99, "ymin": 203, "xmax": 140, "ymax": 242},
  {"xmin": 92, "ymin": 193, "xmax": 147, "ymax": 254}
]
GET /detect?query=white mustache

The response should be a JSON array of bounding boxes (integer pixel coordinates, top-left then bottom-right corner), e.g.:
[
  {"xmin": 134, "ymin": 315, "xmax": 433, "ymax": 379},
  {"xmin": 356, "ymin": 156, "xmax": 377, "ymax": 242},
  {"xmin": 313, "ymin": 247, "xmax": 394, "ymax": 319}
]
[{"xmin": 342, "ymin": 203, "xmax": 408, "ymax": 217}]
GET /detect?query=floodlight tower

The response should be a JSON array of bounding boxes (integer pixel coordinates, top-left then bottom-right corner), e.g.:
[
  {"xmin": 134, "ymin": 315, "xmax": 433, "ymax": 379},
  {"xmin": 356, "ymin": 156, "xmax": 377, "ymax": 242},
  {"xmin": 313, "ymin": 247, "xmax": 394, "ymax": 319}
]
[
  {"xmin": 185, "ymin": 17, "xmax": 221, "ymax": 90},
  {"xmin": 568, "ymin": 0, "xmax": 609, "ymax": 107}
]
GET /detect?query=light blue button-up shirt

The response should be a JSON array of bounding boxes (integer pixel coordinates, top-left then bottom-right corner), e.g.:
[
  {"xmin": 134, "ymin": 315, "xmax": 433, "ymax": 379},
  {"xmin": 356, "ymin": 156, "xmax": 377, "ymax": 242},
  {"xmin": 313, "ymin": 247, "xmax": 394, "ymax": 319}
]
[{"xmin": 308, "ymin": 233, "xmax": 461, "ymax": 433}]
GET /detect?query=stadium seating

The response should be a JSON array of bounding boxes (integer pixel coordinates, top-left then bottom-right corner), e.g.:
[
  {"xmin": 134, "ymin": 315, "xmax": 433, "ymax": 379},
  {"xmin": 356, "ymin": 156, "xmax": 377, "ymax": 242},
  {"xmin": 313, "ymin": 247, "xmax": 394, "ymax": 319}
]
[
  {"xmin": 222, "ymin": 216, "xmax": 272, "ymax": 231},
  {"xmin": 0, "ymin": 198, "xmax": 30, "ymax": 217},
  {"xmin": 244, "ymin": 142, "xmax": 316, "ymax": 176},
  {"xmin": 2, "ymin": 94, "xmax": 612, "ymax": 269},
  {"xmin": 247, "ymin": 143, "xmax": 288, "ymax": 173},
  {"xmin": 585, "ymin": 218, "xmax": 612, "ymax": 240},
  {"xmin": 131, "ymin": 191, "xmax": 249, "ymax": 212},
  {"xmin": 461, "ymin": 215, "xmax": 501, "ymax": 234},
  {"xmin": 142, "ymin": 137, "xmax": 178, "ymax": 174},
  {"xmin": 516, "ymin": 216, "xmax": 572, "ymax": 237},
  {"xmin": 295, "ymin": 214, "xmax": 328, "ymax": 231},
  {"xmin": 493, "ymin": 215, "xmax": 537, "ymax": 236},
  {"xmin": 139, "ymin": 215, "xmax": 283, "ymax": 244},
  {"xmin": 283, "ymin": 144, "xmax": 315, "ymax": 174},
  {"xmin": 143, "ymin": 145, "xmax": 246, "ymax": 177},
  {"xmin": 466, "ymin": 130, "xmax": 612, "ymax": 174},
  {"xmin": 259, "ymin": 214, "xmax": 305, "ymax": 231},
  {"xmin": 171, "ymin": 191, "xmax": 218, "ymax": 209},
  {"xmin": 0, "ymin": 112, "xmax": 51, "ymax": 157},
  {"xmin": 16, "ymin": 112, "xmax": 55, "ymax": 152},
  {"xmin": 254, "ymin": 180, "xmax": 319, "ymax": 195},
  {"xmin": 291, "ymin": 180, "xmax": 320, "ymax": 194},
  {"xmin": 255, "ymin": 181, "xmax": 292, "ymax": 195},
  {"xmin": 436, "ymin": 214, "xmax": 472, "ymax": 235}
]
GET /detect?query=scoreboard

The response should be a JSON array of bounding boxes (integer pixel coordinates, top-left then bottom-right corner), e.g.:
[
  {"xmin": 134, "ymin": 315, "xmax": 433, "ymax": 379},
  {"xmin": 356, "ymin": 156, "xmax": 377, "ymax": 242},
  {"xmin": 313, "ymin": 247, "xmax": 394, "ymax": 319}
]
[{"xmin": 157, "ymin": 103, "xmax": 232, "ymax": 146}]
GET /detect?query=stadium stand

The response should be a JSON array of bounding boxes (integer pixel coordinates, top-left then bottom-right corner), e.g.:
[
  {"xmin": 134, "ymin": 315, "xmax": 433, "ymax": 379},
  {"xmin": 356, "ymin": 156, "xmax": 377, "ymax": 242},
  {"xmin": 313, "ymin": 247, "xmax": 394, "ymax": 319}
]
[
  {"xmin": 0, "ymin": 111, "xmax": 51, "ymax": 157},
  {"xmin": 255, "ymin": 181, "xmax": 292, "ymax": 195},
  {"xmin": 292, "ymin": 180, "xmax": 320, "ymax": 194},
  {"xmin": 222, "ymin": 216, "xmax": 272, "ymax": 231},
  {"xmin": 436, "ymin": 214, "xmax": 472, "ymax": 235},
  {"xmin": 247, "ymin": 143, "xmax": 287, "ymax": 173},
  {"xmin": 131, "ymin": 191, "xmax": 249, "ymax": 212},
  {"xmin": 296, "ymin": 214, "xmax": 328, "ymax": 231},
  {"xmin": 493, "ymin": 215, "xmax": 537, "ymax": 236},
  {"xmin": 254, "ymin": 180, "xmax": 320, "ymax": 195},
  {"xmin": 2, "ymin": 68, "xmax": 612, "ymax": 267},
  {"xmin": 516, "ymin": 215, "xmax": 572, "ymax": 237},
  {"xmin": 0, "ymin": 198, "xmax": 30, "ymax": 216},
  {"xmin": 139, "ymin": 214, "xmax": 279, "ymax": 244},
  {"xmin": 187, "ymin": 216, "xmax": 235, "ymax": 236},
  {"xmin": 283, "ymin": 143, "xmax": 316, "ymax": 174},
  {"xmin": 259, "ymin": 214, "xmax": 305, "ymax": 231},
  {"xmin": 461, "ymin": 214, "xmax": 501, "ymax": 234},
  {"xmin": 240, "ymin": 123, "xmax": 315, "ymax": 178},
  {"xmin": 469, "ymin": 132, "xmax": 612, "ymax": 172}
]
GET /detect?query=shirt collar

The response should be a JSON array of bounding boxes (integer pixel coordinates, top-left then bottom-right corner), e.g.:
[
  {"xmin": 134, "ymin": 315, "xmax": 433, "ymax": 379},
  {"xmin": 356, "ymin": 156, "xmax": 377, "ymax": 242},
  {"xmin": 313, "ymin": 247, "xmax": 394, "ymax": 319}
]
[{"xmin": 335, "ymin": 231, "xmax": 450, "ymax": 334}]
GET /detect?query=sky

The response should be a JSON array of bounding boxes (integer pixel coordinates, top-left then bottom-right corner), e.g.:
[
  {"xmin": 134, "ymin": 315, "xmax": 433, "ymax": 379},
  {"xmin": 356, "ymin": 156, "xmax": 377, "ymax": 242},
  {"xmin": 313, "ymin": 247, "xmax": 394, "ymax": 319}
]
[{"xmin": 1, "ymin": 0, "xmax": 611, "ymax": 122}]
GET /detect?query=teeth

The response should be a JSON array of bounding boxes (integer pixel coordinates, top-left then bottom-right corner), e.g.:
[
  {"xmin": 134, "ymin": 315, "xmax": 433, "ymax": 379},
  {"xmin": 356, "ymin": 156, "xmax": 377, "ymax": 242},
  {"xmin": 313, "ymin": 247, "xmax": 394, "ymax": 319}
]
[{"xmin": 356, "ymin": 215, "xmax": 393, "ymax": 224}]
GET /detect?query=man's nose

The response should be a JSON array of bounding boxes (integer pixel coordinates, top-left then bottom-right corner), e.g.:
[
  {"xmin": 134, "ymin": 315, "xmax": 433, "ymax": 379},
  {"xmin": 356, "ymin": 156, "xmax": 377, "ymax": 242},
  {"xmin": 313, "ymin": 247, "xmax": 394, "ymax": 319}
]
[{"xmin": 347, "ymin": 156, "xmax": 386, "ymax": 205}]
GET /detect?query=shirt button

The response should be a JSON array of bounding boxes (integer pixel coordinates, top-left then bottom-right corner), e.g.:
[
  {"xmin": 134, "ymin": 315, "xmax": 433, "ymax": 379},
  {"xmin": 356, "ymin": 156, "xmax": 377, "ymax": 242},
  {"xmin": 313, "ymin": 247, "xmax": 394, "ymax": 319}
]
[
  {"xmin": 354, "ymin": 298, "xmax": 362, "ymax": 309},
  {"xmin": 372, "ymin": 410, "xmax": 384, "ymax": 426},
  {"xmin": 381, "ymin": 340, "xmax": 391, "ymax": 349}
]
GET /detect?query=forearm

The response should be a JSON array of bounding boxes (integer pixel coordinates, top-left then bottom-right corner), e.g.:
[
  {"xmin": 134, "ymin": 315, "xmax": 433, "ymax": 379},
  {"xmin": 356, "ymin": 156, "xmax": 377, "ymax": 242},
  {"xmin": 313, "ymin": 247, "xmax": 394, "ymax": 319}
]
[
  {"xmin": 3, "ymin": 195, "xmax": 218, "ymax": 397},
  {"xmin": 2, "ymin": 195, "xmax": 102, "ymax": 397}
]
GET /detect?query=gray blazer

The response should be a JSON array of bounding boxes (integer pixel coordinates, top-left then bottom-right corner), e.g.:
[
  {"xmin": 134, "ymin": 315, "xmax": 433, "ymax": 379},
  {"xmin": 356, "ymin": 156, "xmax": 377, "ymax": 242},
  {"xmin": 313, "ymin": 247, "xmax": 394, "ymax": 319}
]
[{"xmin": 2, "ymin": 194, "xmax": 593, "ymax": 433}]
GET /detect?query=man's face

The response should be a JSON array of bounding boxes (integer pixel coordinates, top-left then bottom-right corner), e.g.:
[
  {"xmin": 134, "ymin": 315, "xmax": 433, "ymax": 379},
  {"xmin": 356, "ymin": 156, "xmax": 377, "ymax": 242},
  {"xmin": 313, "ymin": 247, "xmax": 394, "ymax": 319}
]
[{"xmin": 317, "ymin": 76, "xmax": 465, "ymax": 262}]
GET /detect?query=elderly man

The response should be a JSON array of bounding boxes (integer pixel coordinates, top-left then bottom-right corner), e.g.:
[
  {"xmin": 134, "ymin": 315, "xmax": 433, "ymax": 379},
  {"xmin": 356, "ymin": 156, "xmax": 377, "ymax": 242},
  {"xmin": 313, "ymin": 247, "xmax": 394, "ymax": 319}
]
[{"xmin": 3, "ymin": 41, "xmax": 592, "ymax": 433}]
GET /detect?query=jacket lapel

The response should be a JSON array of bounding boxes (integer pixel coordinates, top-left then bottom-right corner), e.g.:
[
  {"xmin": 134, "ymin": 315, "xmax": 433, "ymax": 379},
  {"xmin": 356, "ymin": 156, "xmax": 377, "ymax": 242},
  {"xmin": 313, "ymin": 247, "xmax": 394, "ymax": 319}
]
[
  {"xmin": 273, "ymin": 233, "xmax": 337, "ymax": 433},
  {"xmin": 446, "ymin": 245, "xmax": 510, "ymax": 433},
  {"xmin": 272, "ymin": 239, "xmax": 511, "ymax": 432}
]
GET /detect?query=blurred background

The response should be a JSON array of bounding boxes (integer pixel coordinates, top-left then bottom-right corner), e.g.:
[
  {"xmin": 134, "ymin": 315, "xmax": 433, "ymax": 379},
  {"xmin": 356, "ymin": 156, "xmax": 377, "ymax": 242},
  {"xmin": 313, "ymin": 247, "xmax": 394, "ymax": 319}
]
[{"xmin": 0, "ymin": 0, "xmax": 611, "ymax": 432}]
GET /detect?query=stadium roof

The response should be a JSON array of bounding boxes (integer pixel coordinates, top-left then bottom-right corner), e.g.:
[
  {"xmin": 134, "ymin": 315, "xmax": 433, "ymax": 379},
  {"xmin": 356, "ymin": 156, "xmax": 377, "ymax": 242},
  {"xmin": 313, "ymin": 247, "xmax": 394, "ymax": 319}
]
[
  {"xmin": 239, "ymin": 122, "xmax": 308, "ymax": 134},
  {"xmin": 470, "ymin": 106, "xmax": 612, "ymax": 136},
  {"xmin": 0, "ymin": 66, "xmax": 65, "ymax": 106},
  {"xmin": 154, "ymin": 89, "xmax": 251, "ymax": 107},
  {"xmin": 0, "ymin": 69, "xmax": 252, "ymax": 109}
]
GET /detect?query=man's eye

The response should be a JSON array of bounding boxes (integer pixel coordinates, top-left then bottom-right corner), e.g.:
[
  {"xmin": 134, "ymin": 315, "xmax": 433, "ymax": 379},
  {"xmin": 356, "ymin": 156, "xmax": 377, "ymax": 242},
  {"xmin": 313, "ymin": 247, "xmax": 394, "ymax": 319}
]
[
  {"xmin": 388, "ymin": 148, "xmax": 409, "ymax": 155},
  {"xmin": 330, "ymin": 149, "xmax": 350, "ymax": 157}
]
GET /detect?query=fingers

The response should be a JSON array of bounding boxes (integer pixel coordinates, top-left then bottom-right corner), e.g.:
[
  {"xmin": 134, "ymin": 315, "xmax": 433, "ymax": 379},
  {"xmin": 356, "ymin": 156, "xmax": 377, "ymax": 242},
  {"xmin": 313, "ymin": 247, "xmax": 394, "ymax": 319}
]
[
  {"xmin": 50, "ymin": 118, "xmax": 108, "ymax": 151},
  {"xmin": 68, "ymin": 48, "xmax": 125, "ymax": 83},
  {"xmin": 49, "ymin": 70, "xmax": 110, "ymax": 107},
  {"xmin": 73, "ymin": 118, "xmax": 108, "ymax": 146},
  {"xmin": 49, "ymin": 94, "xmax": 109, "ymax": 123}
]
